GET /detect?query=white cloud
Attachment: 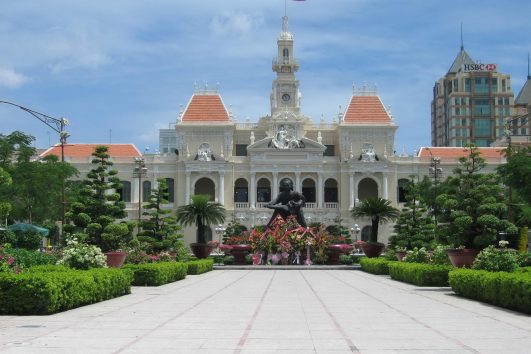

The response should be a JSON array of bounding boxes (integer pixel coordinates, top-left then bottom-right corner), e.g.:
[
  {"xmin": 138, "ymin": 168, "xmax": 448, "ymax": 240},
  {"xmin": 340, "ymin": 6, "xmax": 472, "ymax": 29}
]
[
  {"xmin": 0, "ymin": 67, "xmax": 29, "ymax": 88},
  {"xmin": 209, "ymin": 12, "xmax": 263, "ymax": 37}
]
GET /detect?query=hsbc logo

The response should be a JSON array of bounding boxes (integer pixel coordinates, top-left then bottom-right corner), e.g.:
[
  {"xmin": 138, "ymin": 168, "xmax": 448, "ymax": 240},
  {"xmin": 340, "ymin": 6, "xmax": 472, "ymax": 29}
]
[{"xmin": 462, "ymin": 63, "xmax": 497, "ymax": 72}]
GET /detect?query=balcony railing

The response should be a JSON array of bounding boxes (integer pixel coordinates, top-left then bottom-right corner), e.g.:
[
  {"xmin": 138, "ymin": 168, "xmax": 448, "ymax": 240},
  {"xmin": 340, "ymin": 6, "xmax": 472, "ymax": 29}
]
[
  {"xmin": 324, "ymin": 202, "xmax": 339, "ymax": 209},
  {"xmin": 304, "ymin": 203, "xmax": 316, "ymax": 209},
  {"xmin": 235, "ymin": 202, "xmax": 249, "ymax": 209}
]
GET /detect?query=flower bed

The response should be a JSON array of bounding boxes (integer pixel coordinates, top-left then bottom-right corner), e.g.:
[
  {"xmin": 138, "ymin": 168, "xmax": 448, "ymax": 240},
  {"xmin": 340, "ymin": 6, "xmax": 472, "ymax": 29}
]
[
  {"xmin": 186, "ymin": 259, "xmax": 214, "ymax": 275},
  {"xmin": 123, "ymin": 262, "xmax": 187, "ymax": 286},
  {"xmin": 360, "ymin": 257, "xmax": 393, "ymax": 275},
  {"xmin": 449, "ymin": 268, "xmax": 531, "ymax": 314},
  {"xmin": 388, "ymin": 262, "xmax": 452, "ymax": 286},
  {"xmin": 0, "ymin": 265, "xmax": 132, "ymax": 315}
]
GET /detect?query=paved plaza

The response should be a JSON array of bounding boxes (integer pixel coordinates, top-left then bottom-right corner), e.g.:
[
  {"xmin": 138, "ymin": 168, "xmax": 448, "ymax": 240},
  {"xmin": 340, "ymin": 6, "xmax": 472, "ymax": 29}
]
[{"xmin": 0, "ymin": 269, "xmax": 530, "ymax": 353}]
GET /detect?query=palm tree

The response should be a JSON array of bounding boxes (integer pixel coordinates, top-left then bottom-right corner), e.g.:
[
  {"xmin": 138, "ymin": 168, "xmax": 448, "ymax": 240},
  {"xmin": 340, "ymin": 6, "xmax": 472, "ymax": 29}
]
[
  {"xmin": 175, "ymin": 194, "xmax": 225, "ymax": 244},
  {"xmin": 351, "ymin": 197, "xmax": 399, "ymax": 243}
]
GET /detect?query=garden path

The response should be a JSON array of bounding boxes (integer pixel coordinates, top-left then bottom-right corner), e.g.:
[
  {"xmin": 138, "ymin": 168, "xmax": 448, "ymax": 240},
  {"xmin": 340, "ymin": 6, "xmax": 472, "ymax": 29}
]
[{"xmin": 1, "ymin": 269, "xmax": 530, "ymax": 353}]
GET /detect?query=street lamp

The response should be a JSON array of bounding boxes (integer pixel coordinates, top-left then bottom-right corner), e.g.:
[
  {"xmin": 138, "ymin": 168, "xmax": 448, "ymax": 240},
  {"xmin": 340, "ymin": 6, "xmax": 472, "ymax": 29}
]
[
  {"xmin": 350, "ymin": 224, "xmax": 361, "ymax": 242},
  {"xmin": 133, "ymin": 157, "xmax": 147, "ymax": 232},
  {"xmin": 214, "ymin": 224, "xmax": 226, "ymax": 246},
  {"xmin": 429, "ymin": 156, "xmax": 443, "ymax": 182},
  {"xmin": 0, "ymin": 100, "xmax": 70, "ymax": 238}
]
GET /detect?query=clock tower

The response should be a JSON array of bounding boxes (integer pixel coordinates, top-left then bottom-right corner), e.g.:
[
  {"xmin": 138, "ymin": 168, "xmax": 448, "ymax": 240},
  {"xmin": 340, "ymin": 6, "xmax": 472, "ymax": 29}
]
[{"xmin": 271, "ymin": 16, "xmax": 301, "ymax": 117}]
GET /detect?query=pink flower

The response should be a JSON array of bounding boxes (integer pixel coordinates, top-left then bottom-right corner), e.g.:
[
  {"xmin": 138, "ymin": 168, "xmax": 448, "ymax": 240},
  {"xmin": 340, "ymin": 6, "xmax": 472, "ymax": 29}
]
[{"xmin": 7, "ymin": 256, "xmax": 14, "ymax": 265}]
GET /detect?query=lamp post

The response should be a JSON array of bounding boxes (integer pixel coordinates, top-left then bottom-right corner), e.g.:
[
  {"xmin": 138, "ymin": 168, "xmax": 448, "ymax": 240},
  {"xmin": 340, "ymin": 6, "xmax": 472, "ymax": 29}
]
[
  {"xmin": 350, "ymin": 224, "xmax": 361, "ymax": 242},
  {"xmin": 133, "ymin": 157, "xmax": 147, "ymax": 233},
  {"xmin": 214, "ymin": 224, "xmax": 226, "ymax": 248},
  {"xmin": 429, "ymin": 156, "xmax": 443, "ymax": 183},
  {"xmin": 0, "ymin": 100, "xmax": 70, "ymax": 238}
]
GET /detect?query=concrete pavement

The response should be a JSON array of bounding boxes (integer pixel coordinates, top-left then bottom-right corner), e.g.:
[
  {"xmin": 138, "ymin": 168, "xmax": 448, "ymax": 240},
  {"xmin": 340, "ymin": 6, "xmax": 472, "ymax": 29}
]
[{"xmin": 0, "ymin": 269, "xmax": 530, "ymax": 353}]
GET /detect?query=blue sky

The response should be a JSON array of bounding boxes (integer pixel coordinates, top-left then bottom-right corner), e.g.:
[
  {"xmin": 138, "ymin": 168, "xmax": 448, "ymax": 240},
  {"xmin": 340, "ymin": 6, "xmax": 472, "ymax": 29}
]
[{"xmin": 1, "ymin": 0, "xmax": 530, "ymax": 155}]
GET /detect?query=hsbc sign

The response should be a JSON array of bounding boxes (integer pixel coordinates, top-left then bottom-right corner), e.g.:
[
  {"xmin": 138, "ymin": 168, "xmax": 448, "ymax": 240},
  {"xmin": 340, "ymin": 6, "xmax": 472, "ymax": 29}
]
[{"xmin": 462, "ymin": 63, "xmax": 497, "ymax": 72}]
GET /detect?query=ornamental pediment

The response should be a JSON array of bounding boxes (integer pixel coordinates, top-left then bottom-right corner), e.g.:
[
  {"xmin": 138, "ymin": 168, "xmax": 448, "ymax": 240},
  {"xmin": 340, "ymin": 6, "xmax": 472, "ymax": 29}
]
[{"xmin": 248, "ymin": 137, "xmax": 325, "ymax": 152}]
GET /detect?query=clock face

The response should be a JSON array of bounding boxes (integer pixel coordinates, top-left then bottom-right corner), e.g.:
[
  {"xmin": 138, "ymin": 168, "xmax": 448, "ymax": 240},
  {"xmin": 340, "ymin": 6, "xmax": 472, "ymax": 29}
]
[{"xmin": 282, "ymin": 93, "xmax": 291, "ymax": 102}]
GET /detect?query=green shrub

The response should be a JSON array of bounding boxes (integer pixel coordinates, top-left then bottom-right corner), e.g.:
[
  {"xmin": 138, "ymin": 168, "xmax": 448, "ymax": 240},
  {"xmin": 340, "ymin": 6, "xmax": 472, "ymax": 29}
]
[
  {"xmin": 472, "ymin": 244, "xmax": 521, "ymax": 272},
  {"xmin": 403, "ymin": 247, "xmax": 430, "ymax": 263},
  {"xmin": 223, "ymin": 255, "xmax": 235, "ymax": 265},
  {"xmin": 449, "ymin": 269, "xmax": 531, "ymax": 314},
  {"xmin": 339, "ymin": 254, "xmax": 353, "ymax": 265},
  {"xmin": 12, "ymin": 231, "xmax": 42, "ymax": 250},
  {"xmin": 389, "ymin": 262, "xmax": 452, "ymax": 286},
  {"xmin": 123, "ymin": 262, "xmax": 187, "ymax": 286},
  {"xmin": 351, "ymin": 255, "xmax": 362, "ymax": 264},
  {"xmin": 186, "ymin": 259, "xmax": 214, "ymax": 275},
  {"xmin": 360, "ymin": 257, "xmax": 392, "ymax": 275},
  {"xmin": 0, "ymin": 266, "xmax": 132, "ymax": 315},
  {"xmin": 5, "ymin": 248, "xmax": 57, "ymax": 268},
  {"xmin": 430, "ymin": 244, "xmax": 451, "ymax": 265}
]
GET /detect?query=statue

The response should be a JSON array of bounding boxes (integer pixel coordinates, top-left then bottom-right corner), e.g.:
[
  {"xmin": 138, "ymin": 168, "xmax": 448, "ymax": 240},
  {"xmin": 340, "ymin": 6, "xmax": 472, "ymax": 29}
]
[{"xmin": 265, "ymin": 178, "xmax": 307, "ymax": 228}]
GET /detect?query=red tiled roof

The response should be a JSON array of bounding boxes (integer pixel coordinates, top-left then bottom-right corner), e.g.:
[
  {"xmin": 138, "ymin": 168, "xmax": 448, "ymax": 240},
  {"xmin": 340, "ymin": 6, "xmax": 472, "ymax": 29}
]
[
  {"xmin": 417, "ymin": 147, "xmax": 505, "ymax": 159},
  {"xmin": 181, "ymin": 94, "xmax": 230, "ymax": 122},
  {"xmin": 343, "ymin": 96, "xmax": 392, "ymax": 124},
  {"xmin": 40, "ymin": 144, "xmax": 142, "ymax": 158}
]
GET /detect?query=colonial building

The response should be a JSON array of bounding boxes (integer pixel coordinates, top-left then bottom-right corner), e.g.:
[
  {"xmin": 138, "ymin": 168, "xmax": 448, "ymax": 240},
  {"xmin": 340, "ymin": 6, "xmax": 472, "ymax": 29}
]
[
  {"xmin": 41, "ymin": 16, "xmax": 506, "ymax": 245},
  {"xmin": 431, "ymin": 43, "xmax": 515, "ymax": 147}
]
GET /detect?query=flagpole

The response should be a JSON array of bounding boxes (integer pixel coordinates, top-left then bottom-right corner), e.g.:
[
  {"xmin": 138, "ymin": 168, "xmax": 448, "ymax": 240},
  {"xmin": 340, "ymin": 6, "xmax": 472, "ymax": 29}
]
[{"xmin": 284, "ymin": 0, "xmax": 287, "ymax": 17}]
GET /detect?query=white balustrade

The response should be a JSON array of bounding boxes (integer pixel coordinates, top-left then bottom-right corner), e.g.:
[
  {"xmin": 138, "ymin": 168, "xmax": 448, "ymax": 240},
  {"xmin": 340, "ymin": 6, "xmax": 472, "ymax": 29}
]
[
  {"xmin": 324, "ymin": 202, "xmax": 339, "ymax": 209},
  {"xmin": 304, "ymin": 203, "xmax": 316, "ymax": 209},
  {"xmin": 234, "ymin": 202, "xmax": 249, "ymax": 209}
]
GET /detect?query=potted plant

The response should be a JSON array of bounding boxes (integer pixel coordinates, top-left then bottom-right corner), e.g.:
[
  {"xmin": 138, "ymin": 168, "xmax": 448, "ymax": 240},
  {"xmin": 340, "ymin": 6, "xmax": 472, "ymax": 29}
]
[
  {"xmin": 224, "ymin": 232, "xmax": 252, "ymax": 265},
  {"xmin": 175, "ymin": 194, "xmax": 225, "ymax": 259},
  {"xmin": 351, "ymin": 197, "xmax": 399, "ymax": 258},
  {"xmin": 434, "ymin": 146, "xmax": 518, "ymax": 267}
]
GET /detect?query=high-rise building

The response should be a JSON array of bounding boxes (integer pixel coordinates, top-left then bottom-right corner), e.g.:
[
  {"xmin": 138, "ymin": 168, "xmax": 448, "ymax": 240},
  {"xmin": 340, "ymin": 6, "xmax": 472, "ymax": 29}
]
[{"xmin": 431, "ymin": 44, "xmax": 514, "ymax": 147}]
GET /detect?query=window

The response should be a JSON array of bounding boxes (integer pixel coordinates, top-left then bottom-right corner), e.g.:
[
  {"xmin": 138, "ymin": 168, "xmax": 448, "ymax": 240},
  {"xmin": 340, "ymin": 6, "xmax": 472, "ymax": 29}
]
[
  {"xmin": 142, "ymin": 181, "xmax": 151, "ymax": 202},
  {"xmin": 474, "ymin": 118, "xmax": 491, "ymax": 137},
  {"xmin": 498, "ymin": 98, "xmax": 503, "ymax": 105},
  {"xmin": 165, "ymin": 178, "xmax": 174, "ymax": 203},
  {"xmin": 283, "ymin": 48, "xmax": 289, "ymax": 64},
  {"xmin": 491, "ymin": 78, "xmax": 498, "ymax": 93},
  {"xmin": 453, "ymin": 79, "xmax": 458, "ymax": 92},
  {"xmin": 119, "ymin": 181, "xmax": 131, "ymax": 202},
  {"xmin": 502, "ymin": 79, "xmax": 506, "ymax": 92},
  {"xmin": 461, "ymin": 97, "xmax": 467, "ymax": 105},
  {"xmin": 397, "ymin": 179, "xmax": 409, "ymax": 203},
  {"xmin": 257, "ymin": 188, "xmax": 270, "ymax": 202},
  {"xmin": 235, "ymin": 144, "xmax": 247, "ymax": 156},
  {"xmin": 324, "ymin": 145, "xmax": 335, "ymax": 156},
  {"xmin": 234, "ymin": 178, "xmax": 248, "ymax": 203},
  {"xmin": 475, "ymin": 139, "xmax": 489, "ymax": 147},
  {"xmin": 504, "ymin": 98, "xmax": 509, "ymax": 105},
  {"xmin": 454, "ymin": 98, "xmax": 459, "ymax": 105},
  {"xmin": 473, "ymin": 77, "xmax": 489, "ymax": 94},
  {"xmin": 465, "ymin": 78, "xmax": 471, "ymax": 92},
  {"xmin": 474, "ymin": 99, "xmax": 490, "ymax": 116}
]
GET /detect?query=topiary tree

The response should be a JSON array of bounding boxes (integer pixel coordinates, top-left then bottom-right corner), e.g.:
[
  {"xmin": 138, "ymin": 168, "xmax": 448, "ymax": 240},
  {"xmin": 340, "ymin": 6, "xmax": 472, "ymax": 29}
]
[
  {"xmin": 222, "ymin": 219, "xmax": 248, "ymax": 243},
  {"xmin": 351, "ymin": 197, "xmax": 399, "ymax": 244},
  {"xmin": 389, "ymin": 176, "xmax": 435, "ymax": 250},
  {"xmin": 137, "ymin": 178, "xmax": 184, "ymax": 253},
  {"xmin": 64, "ymin": 146, "xmax": 132, "ymax": 251},
  {"xmin": 435, "ymin": 145, "xmax": 517, "ymax": 249}
]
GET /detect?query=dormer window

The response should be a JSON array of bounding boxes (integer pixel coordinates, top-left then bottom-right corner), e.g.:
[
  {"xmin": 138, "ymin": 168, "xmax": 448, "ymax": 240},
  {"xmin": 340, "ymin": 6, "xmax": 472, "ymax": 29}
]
[{"xmin": 283, "ymin": 48, "xmax": 289, "ymax": 64}]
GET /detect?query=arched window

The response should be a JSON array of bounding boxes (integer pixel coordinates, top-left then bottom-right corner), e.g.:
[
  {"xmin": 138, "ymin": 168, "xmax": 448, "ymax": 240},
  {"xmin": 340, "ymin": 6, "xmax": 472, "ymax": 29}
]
[
  {"xmin": 119, "ymin": 181, "xmax": 131, "ymax": 202},
  {"xmin": 257, "ymin": 178, "xmax": 271, "ymax": 203},
  {"xmin": 142, "ymin": 181, "xmax": 151, "ymax": 202},
  {"xmin": 194, "ymin": 177, "xmax": 215, "ymax": 201},
  {"xmin": 361, "ymin": 226, "xmax": 372, "ymax": 242},
  {"xmin": 302, "ymin": 178, "xmax": 316, "ymax": 203},
  {"xmin": 358, "ymin": 178, "xmax": 378, "ymax": 200},
  {"xmin": 234, "ymin": 178, "xmax": 249, "ymax": 203},
  {"xmin": 324, "ymin": 178, "xmax": 338, "ymax": 203},
  {"xmin": 397, "ymin": 178, "xmax": 409, "ymax": 203},
  {"xmin": 283, "ymin": 48, "xmax": 289, "ymax": 63},
  {"xmin": 165, "ymin": 178, "xmax": 175, "ymax": 203}
]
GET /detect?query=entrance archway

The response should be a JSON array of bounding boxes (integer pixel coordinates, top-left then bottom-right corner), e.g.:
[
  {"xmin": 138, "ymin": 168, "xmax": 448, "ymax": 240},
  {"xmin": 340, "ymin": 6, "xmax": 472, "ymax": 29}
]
[
  {"xmin": 302, "ymin": 178, "xmax": 316, "ymax": 203},
  {"xmin": 358, "ymin": 178, "xmax": 378, "ymax": 200},
  {"xmin": 194, "ymin": 177, "xmax": 215, "ymax": 201}
]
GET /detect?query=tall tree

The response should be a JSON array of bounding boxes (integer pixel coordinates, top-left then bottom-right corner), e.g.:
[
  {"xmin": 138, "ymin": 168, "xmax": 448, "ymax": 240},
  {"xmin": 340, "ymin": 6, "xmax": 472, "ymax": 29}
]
[
  {"xmin": 64, "ymin": 146, "xmax": 131, "ymax": 250},
  {"xmin": 138, "ymin": 178, "xmax": 183, "ymax": 252}
]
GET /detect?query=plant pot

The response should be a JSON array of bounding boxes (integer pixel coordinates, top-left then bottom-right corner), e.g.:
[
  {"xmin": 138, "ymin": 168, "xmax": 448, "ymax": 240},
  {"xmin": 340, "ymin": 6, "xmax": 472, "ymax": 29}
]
[
  {"xmin": 230, "ymin": 244, "xmax": 252, "ymax": 265},
  {"xmin": 252, "ymin": 253, "xmax": 262, "ymax": 265},
  {"xmin": 190, "ymin": 243, "xmax": 214, "ymax": 259},
  {"xmin": 219, "ymin": 244, "xmax": 233, "ymax": 255},
  {"xmin": 327, "ymin": 244, "xmax": 354, "ymax": 265},
  {"xmin": 360, "ymin": 242, "xmax": 385, "ymax": 258},
  {"xmin": 104, "ymin": 251, "xmax": 128, "ymax": 268},
  {"xmin": 446, "ymin": 248, "xmax": 479, "ymax": 268},
  {"xmin": 396, "ymin": 251, "xmax": 407, "ymax": 261}
]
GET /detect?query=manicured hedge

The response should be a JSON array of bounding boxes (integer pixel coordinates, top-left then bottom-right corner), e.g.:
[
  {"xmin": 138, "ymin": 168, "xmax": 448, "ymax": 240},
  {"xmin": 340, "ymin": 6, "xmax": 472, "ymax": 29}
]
[
  {"xmin": 0, "ymin": 266, "xmax": 132, "ymax": 315},
  {"xmin": 124, "ymin": 262, "xmax": 187, "ymax": 286},
  {"xmin": 360, "ymin": 257, "xmax": 393, "ymax": 275},
  {"xmin": 4, "ymin": 248, "xmax": 58, "ymax": 268},
  {"xmin": 449, "ymin": 269, "xmax": 531, "ymax": 314},
  {"xmin": 389, "ymin": 262, "xmax": 452, "ymax": 286},
  {"xmin": 186, "ymin": 259, "xmax": 214, "ymax": 275}
]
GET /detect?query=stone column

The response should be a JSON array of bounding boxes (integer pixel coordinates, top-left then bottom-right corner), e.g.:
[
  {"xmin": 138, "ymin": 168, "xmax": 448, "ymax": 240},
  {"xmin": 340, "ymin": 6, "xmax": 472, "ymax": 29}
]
[
  {"xmin": 295, "ymin": 172, "xmax": 301, "ymax": 192},
  {"xmin": 219, "ymin": 171, "xmax": 225, "ymax": 205},
  {"xmin": 349, "ymin": 173, "xmax": 355, "ymax": 209},
  {"xmin": 383, "ymin": 173, "xmax": 388, "ymax": 199},
  {"xmin": 318, "ymin": 174, "xmax": 324, "ymax": 208},
  {"xmin": 250, "ymin": 172, "xmax": 256, "ymax": 209},
  {"xmin": 185, "ymin": 172, "xmax": 191, "ymax": 204},
  {"xmin": 272, "ymin": 172, "xmax": 278, "ymax": 200}
]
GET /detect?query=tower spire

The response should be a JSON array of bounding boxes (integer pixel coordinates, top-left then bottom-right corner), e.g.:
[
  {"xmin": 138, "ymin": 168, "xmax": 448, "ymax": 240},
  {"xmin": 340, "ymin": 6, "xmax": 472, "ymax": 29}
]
[{"xmin": 460, "ymin": 23, "xmax": 464, "ymax": 51}]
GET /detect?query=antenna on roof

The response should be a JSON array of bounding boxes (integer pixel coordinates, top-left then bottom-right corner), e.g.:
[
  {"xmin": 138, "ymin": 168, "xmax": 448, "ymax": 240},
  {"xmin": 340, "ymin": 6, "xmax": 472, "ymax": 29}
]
[{"xmin": 460, "ymin": 23, "xmax": 464, "ymax": 50}]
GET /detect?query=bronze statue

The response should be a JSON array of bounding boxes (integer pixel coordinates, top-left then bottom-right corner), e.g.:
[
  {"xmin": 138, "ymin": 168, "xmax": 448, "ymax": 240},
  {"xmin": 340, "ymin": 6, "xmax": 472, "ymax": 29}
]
[{"xmin": 265, "ymin": 178, "xmax": 307, "ymax": 228}]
